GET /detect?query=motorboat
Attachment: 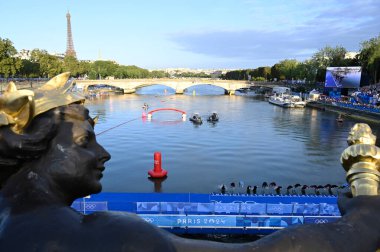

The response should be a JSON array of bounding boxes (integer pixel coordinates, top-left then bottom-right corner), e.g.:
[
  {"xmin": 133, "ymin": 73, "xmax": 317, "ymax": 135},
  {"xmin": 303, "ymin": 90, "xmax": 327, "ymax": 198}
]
[
  {"xmin": 189, "ymin": 113, "xmax": 202, "ymax": 124},
  {"xmin": 268, "ymin": 94, "xmax": 294, "ymax": 108},
  {"xmin": 290, "ymin": 95, "xmax": 306, "ymax": 108},
  {"xmin": 308, "ymin": 89, "xmax": 321, "ymax": 101},
  {"xmin": 207, "ymin": 112, "xmax": 219, "ymax": 122}
]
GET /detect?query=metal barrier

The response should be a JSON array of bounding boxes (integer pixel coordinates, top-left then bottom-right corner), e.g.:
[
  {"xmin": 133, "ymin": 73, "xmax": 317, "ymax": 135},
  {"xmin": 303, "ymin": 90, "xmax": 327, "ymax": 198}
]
[{"xmin": 71, "ymin": 192, "xmax": 340, "ymax": 235}]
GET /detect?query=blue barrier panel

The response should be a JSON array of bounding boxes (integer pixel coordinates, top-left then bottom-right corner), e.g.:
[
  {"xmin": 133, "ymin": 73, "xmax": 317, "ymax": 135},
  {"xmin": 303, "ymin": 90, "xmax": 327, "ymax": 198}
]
[
  {"xmin": 136, "ymin": 202, "xmax": 160, "ymax": 213},
  {"xmin": 139, "ymin": 214, "xmax": 238, "ymax": 228},
  {"xmin": 85, "ymin": 201, "xmax": 108, "ymax": 212},
  {"xmin": 183, "ymin": 215, "xmax": 238, "ymax": 227},
  {"xmin": 140, "ymin": 214, "xmax": 187, "ymax": 227},
  {"xmin": 71, "ymin": 201, "xmax": 81, "ymax": 211},
  {"xmin": 266, "ymin": 204, "xmax": 293, "ymax": 215},
  {"xmin": 160, "ymin": 202, "xmax": 198, "ymax": 214},
  {"xmin": 195, "ymin": 203, "xmax": 215, "ymax": 214},
  {"xmin": 139, "ymin": 214, "xmax": 311, "ymax": 230},
  {"xmin": 214, "ymin": 203, "xmax": 240, "ymax": 214},
  {"xmin": 239, "ymin": 216, "xmax": 302, "ymax": 228},
  {"xmin": 293, "ymin": 203, "xmax": 320, "ymax": 215},
  {"xmin": 304, "ymin": 216, "xmax": 340, "ymax": 225},
  {"xmin": 71, "ymin": 201, "xmax": 108, "ymax": 213},
  {"xmin": 319, "ymin": 203, "xmax": 340, "ymax": 216},
  {"xmin": 240, "ymin": 203, "xmax": 266, "ymax": 214}
]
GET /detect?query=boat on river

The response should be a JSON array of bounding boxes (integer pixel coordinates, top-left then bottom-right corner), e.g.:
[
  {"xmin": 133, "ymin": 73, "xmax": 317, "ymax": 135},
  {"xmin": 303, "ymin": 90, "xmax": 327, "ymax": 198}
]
[
  {"xmin": 291, "ymin": 95, "xmax": 307, "ymax": 108},
  {"xmin": 268, "ymin": 94, "xmax": 294, "ymax": 108},
  {"xmin": 307, "ymin": 89, "xmax": 321, "ymax": 102}
]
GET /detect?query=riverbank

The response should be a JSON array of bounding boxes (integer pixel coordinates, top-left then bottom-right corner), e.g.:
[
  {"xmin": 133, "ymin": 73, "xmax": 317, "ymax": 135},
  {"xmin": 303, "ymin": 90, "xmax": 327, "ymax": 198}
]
[
  {"xmin": 0, "ymin": 80, "xmax": 45, "ymax": 93},
  {"xmin": 306, "ymin": 101, "xmax": 380, "ymax": 123}
]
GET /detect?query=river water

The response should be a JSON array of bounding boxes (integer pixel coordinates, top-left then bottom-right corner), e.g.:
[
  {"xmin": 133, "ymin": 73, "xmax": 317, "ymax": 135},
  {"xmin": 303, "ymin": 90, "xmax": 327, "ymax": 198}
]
[{"xmin": 85, "ymin": 85, "xmax": 380, "ymax": 194}]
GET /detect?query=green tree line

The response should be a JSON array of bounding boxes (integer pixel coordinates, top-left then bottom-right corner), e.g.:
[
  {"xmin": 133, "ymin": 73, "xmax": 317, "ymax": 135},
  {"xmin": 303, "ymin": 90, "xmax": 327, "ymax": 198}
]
[
  {"xmin": 0, "ymin": 40, "xmax": 172, "ymax": 80},
  {"xmin": 222, "ymin": 35, "xmax": 380, "ymax": 85},
  {"xmin": 0, "ymin": 34, "xmax": 379, "ymax": 85}
]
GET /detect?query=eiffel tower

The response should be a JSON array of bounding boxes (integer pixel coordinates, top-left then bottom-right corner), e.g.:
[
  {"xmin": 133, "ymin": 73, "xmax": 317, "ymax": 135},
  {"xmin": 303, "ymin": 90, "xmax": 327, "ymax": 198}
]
[{"xmin": 65, "ymin": 11, "xmax": 77, "ymax": 58}]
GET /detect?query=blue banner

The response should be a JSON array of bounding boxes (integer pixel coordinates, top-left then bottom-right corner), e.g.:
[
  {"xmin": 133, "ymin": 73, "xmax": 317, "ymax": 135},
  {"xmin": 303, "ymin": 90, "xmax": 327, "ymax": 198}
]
[{"xmin": 139, "ymin": 215, "xmax": 237, "ymax": 228}]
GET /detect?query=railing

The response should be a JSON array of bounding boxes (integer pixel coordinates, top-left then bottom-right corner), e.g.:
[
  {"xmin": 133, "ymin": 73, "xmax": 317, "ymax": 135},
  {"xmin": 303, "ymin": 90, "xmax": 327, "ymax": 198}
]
[{"xmin": 71, "ymin": 192, "xmax": 340, "ymax": 235}]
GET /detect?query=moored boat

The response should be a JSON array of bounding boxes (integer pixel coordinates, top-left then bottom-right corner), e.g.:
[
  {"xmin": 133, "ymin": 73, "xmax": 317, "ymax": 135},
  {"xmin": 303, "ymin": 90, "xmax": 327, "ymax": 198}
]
[
  {"xmin": 291, "ymin": 95, "xmax": 306, "ymax": 108},
  {"xmin": 307, "ymin": 89, "xmax": 321, "ymax": 102},
  {"xmin": 268, "ymin": 94, "xmax": 294, "ymax": 108}
]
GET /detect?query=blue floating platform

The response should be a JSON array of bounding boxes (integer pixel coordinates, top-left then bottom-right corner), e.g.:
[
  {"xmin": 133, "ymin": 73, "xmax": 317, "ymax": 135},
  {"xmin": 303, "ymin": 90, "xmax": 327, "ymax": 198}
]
[{"xmin": 71, "ymin": 192, "xmax": 340, "ymax": 235}]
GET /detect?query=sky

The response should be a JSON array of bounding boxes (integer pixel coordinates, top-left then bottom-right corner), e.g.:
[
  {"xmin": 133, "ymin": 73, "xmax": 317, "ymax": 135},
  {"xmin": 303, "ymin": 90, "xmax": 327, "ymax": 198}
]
[{"xmin": 1, "ymin": 0, "xmax": 379, "ymax": 70}]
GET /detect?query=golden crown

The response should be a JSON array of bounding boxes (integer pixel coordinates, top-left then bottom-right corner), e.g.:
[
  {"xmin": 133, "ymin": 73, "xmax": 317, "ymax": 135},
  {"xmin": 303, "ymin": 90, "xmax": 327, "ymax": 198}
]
[{"xmin": 0, "ymin": 72, "xmax": 85, "ymax": 134}]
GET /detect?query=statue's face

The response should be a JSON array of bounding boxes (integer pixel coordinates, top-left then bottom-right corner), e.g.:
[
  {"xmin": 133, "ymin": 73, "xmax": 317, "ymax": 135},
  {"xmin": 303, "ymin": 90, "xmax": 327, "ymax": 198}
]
[{"xmin": 43, "ymin": 113, "xmax": 111, "ymax": 198}]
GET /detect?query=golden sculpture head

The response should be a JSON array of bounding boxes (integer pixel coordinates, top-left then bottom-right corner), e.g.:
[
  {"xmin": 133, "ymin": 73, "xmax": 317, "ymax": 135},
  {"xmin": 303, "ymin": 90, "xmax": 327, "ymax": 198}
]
[
  {"xmin": 347, "ymin": 123, "xmax": 376, "ymax": 146},
  {"xmin": 341, "ymin": 123, "xmax": 380, "ymax": 196},
  {"xmin": 0, "ymin": 72, "xmax": 85, "ymax": 134}
]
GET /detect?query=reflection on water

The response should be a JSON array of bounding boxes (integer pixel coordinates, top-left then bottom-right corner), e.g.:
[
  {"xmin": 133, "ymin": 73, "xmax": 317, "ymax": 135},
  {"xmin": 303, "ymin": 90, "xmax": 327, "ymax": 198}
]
[{"xmin": 86, "ymin": 85, "xmax": 380, "ymax": 194}]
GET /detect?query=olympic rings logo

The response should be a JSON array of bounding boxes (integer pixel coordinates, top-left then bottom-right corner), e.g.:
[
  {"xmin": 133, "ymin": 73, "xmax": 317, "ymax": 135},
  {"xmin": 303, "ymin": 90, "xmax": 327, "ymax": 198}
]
[
  {"xmin": 143, "ymin": 218, "xmax": 154, "ymax": 223},
  {"xmin": 85, "ymin": 203, "xmax": 96, "ymax": 210},
  {"xmin": 270, "ymin": 206, "xmax": 283, "ymax": 211},
  {"xmin": 314, "ymin": 219, "xmax": 328, "ymax": 224}
]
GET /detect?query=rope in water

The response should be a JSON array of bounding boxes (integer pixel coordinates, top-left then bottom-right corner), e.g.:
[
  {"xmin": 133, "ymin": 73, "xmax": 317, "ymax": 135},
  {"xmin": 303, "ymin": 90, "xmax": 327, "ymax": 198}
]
[
  {"xmin": 95, "ymin": 97, "xmax": 180, "ymax": 136},
  {"xmin": 96, "ymin": 117, "xmax": 140, "ymax": 136}
]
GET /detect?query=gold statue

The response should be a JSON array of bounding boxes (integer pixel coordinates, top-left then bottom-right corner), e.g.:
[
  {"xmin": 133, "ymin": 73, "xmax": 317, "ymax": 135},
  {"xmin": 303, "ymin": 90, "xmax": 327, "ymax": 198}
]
[
  {"xmin": 0, "ymin": 72, "xmax": 84, "ymax": 134},
  {"xmin": 341, "ymin": 123, "xmax": 380, "ymax": 196}
]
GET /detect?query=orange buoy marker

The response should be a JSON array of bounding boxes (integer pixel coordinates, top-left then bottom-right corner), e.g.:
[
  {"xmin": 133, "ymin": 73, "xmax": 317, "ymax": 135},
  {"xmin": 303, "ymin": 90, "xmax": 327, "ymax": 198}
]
[{"xmin": 148, "ymin": 152, "xmax": 168, "ymax": 178}]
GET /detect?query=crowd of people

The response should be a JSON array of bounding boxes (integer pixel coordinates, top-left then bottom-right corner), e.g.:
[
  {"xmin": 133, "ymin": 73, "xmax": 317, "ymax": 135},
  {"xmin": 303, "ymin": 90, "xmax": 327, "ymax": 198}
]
[{"xmin": 318, "ymin": 84, "xmax": 380, "ymax": 114}]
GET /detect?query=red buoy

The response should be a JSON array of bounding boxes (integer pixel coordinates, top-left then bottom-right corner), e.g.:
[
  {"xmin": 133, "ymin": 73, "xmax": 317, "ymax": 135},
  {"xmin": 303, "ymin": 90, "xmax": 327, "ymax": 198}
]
[{"xmin": 148, "ymin": 152, "xmax": 168, "ymax": 178}]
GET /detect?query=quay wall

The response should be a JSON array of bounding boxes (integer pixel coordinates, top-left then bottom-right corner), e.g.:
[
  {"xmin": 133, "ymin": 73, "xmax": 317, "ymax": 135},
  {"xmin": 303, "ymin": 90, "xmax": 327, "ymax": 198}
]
[{"xmin": 307, "ymin": 101, "xmax": 380, "ymax": 123}]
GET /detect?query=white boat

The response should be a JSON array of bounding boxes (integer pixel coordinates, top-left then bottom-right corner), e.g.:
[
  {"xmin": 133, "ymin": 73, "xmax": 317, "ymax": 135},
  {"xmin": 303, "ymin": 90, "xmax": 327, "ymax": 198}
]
[
  {"xmin": 268, "ymin": 94, "xmax": 294, "ymax": 108},
  {"xmin": 307, "ymin": 89, "xmax": 321, "ymax": 101},
  {"xmin": 290, "ymin": 95, "xmax": 306, "ymax": 108}
]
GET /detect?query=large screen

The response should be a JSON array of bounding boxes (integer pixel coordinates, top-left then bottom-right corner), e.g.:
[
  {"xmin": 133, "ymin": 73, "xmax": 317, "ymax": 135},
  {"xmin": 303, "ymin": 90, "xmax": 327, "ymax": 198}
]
[{"xmin": 324, "ymin": 66, "xmax": 361, "ymax": 88}]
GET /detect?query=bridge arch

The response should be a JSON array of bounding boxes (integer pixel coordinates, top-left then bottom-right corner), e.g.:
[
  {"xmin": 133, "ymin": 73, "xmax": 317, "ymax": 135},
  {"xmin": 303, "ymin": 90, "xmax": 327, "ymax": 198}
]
[
  {"xmin": 75, "ymin": 78, "xmax": 253, "ymax": 95},
  {"xmin": 183, "ymin": 83, "xmax": 228, "ymax": 94},
  {"xmin": 135, "ymin": 83, "xmax": 176, "ymax": 93}
]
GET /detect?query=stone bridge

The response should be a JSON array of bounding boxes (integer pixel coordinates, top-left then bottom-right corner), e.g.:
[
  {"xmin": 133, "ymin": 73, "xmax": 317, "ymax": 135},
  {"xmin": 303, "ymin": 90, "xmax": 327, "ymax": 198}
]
[{"xmin": 75, "ymin": 78, "xmax": 253, "ymax": 95}]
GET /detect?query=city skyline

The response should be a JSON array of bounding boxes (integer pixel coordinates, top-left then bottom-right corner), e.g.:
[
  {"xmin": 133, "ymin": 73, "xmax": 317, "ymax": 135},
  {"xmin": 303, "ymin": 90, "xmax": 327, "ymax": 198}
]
[{"xmin": 1, "ymin": 0, "xmax": 379, "ymax": 70}]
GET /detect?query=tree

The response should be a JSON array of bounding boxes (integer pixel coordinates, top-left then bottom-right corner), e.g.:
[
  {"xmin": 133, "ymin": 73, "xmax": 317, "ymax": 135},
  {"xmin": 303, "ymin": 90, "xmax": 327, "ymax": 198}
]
[
  {"xmin": 63, "ymin": 56, "xmax": 80, "ymax": 77},
  {"xmin": 312, "ymin": 46, "xmax": 347, "ymax": 68},
  {"xmin": 270, "ymin": 64, "xmax": 282, "ymax": 81},
  {"xmin": 149, "ymin": 70, "xmax": 169, "ymax": 78},
  {"xmin": 310, "ymin": 46, "xmax": 349, "ymax": 82},
  {"xmin": 77, "ymin": 61, "xmax": 92, "ymax": 78},
  {"xmin": 18, "ymin": 59, "xmax": 40, "ymax": 78},
  {"xmin": 30, "ymin": 49, "xmax": 63, "ymax": 78},
  {"xmin": 358, "ymin": 35, "xmax": 380, "ymax": 84},
  {"xmin": 0, "ymin": 38, "xmax": 22, "ymax": 79},
  {"xmin": 257, "ymin": 67, "xmax": 271, "ymax": 80},
  {"xmin": 296, "ymin": 60, "xmax": 318, "ymax": 83},
  {"xmin": 91, "ymin": 60, "xmax": 118, "ymax": 79},
  {"xmin": 276, "ymin": 59, "xmax": 299, "ymax": 80}
]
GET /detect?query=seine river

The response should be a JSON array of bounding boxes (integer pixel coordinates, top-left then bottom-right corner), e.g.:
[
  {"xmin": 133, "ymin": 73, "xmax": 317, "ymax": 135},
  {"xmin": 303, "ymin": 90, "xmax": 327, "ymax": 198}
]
[{"xmin": 85, "ymin": 85, "xmax": 380, "ymax": 194}]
